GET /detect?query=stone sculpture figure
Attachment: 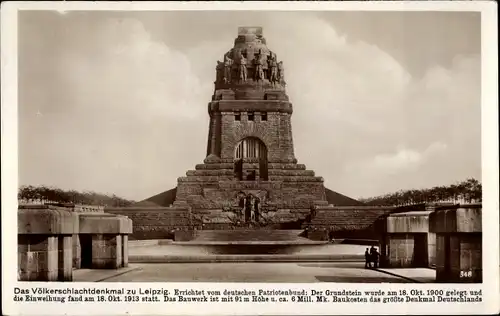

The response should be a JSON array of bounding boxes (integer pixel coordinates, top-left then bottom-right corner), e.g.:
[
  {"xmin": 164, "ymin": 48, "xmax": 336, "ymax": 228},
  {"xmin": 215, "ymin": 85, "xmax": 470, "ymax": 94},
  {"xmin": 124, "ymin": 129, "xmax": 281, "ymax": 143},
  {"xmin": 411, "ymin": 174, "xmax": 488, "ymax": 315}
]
[
  {"xmin": 223, "ymin": 55, "xmax": 233, "ymax": 84},
  {"xmin": 268, "ymin": 54, "xmax": 279, "ymax": 85},
  {"xmin": 216, "ymin": 61, "xmax": 225, "ymax": 83},
  {"xmin": 254, "ymin": 197, "xmax": 260, "ymax": 222},
  {"xmin": 254, "ymin": 50, "xmax": 265, "ymax": 82},
  {"xmin": 244, "ymin": 195, "xmax": 252, "ymax": 222},
  {"xmin": 278, "ymin": 61, "xmax": 285, "ymax": 83},
  {"xmin": 238, "ymin": 56, "xmax": 248, "ymax": 82}
]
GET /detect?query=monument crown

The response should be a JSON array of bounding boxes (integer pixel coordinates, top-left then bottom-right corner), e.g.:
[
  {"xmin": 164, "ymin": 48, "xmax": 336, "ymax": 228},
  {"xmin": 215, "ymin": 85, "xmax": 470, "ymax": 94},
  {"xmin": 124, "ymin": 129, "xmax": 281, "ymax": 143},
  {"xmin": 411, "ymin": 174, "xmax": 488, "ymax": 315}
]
[{"xmin": 214, "ymin": 27, "xmax": 286, "ymax": 100}]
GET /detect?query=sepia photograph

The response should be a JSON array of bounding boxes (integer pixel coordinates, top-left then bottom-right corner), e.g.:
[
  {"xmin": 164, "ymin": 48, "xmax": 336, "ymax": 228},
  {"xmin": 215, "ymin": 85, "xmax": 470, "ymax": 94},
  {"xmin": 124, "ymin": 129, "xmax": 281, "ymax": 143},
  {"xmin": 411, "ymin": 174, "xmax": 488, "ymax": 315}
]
[{"xmin": 14, "ymin": 8, "xmax": 486, "ymax": 285}]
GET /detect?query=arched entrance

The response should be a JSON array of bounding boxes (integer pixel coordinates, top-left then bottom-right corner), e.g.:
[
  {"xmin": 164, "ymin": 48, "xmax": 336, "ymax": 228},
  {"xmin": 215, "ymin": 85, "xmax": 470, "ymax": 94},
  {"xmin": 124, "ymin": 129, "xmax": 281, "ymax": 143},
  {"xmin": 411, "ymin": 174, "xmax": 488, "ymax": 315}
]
[{"xmin": 234, "ymin": 137, "xmax": 268, "ymax": 181}]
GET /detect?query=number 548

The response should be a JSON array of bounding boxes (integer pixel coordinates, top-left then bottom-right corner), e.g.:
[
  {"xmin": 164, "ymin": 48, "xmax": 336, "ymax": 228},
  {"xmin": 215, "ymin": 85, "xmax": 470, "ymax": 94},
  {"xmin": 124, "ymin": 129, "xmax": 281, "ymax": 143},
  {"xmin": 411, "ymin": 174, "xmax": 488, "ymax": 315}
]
[{"xmin": 460, "ymin": 270, "xmax": 472, "ymax": 278}]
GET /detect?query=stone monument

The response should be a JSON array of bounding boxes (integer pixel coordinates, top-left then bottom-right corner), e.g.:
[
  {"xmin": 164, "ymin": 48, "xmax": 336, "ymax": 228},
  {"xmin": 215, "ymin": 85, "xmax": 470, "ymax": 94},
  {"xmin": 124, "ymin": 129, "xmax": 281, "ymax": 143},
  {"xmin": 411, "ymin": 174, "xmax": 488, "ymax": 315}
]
[{"xmin": 172, "ymin": 27, "xmax": 329, "ymax": 229}]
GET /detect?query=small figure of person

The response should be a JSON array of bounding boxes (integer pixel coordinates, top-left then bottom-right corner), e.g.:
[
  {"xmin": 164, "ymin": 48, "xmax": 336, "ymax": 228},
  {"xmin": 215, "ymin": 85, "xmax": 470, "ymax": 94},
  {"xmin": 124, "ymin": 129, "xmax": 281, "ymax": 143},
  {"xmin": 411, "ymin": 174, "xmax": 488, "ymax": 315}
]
[
  {"xmin": 364, "ymin": 248, "xmax": 371, "ymax": 269},
  {"xmin": 328, "ymin": 231, "xmax": 335, "ymax": 243},
  {"xmin": 370, "ymin": 246, "xmax": 380, "ymax": 269}
]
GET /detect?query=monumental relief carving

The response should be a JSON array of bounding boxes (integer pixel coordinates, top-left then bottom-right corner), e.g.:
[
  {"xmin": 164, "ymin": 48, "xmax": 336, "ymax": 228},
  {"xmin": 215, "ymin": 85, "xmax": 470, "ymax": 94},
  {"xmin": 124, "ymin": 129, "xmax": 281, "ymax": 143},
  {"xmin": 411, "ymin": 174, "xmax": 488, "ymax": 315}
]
[
  {"xmin": 253, "ymin": 49, "xmax": 265, "ymax": 82},
  {"xmin": 215, "ymin": 46, "xmax": 286, "ymax": 88},
  {"xmin": 238, "ymin": 55, "xmax": 248, "ymax": 82},
  {"xmin": 268, "ymin": 53, "xmax": 279, "ymax": 85}
]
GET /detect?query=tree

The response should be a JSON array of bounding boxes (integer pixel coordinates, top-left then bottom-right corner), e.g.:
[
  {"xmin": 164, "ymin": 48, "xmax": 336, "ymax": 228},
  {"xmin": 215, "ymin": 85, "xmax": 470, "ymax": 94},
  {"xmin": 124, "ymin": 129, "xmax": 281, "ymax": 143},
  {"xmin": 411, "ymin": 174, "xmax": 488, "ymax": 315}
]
[
  {"xmin": 17, "ymin": 185, "xmax": 136, "ymax": 206},
  {"xmin": 359, "ymin": 178, "xmax": 482, "ymax": 206}
]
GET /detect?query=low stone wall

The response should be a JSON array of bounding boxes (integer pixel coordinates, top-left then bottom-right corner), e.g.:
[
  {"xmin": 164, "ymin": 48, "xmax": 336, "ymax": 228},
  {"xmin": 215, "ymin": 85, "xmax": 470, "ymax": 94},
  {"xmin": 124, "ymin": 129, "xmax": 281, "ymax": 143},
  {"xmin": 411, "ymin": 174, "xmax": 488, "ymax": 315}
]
[
  {"xmin": 105, "ymin": 207, "xmax": 192, "ymax": 240},
  {"xmin": 18, "ymin": 204, "xmax": 132, "ymax": 281},
  {"xmin": 306, "ymin": 206, "xmax": 395, "ymax": 240}
]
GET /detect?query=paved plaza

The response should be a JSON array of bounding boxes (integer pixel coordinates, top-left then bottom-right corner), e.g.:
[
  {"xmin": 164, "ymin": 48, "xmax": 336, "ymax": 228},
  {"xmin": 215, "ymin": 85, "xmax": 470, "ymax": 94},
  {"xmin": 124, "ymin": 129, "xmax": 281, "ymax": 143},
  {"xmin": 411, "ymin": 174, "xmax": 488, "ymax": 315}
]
[{"xmin": 73, "ymin": 262, "xmax": 434, "ymax": 283}]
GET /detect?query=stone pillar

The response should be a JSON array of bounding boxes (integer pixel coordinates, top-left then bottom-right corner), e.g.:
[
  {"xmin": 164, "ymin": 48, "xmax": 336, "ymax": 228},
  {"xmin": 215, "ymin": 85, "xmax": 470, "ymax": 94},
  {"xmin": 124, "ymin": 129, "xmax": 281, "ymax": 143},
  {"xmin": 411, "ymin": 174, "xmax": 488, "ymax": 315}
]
[
  {"xmin": 18, "ymin": 206, "xmax": 75, "ymax": 281},
  {"xmin": 91, "ymin": 234, "xmax": 122, "ymax": 269},
  {"xmin": 430, "ymin": 205, "xmax": 482, "ymax": 283},
  {"xmin": 427, "ymin": 232, "xmax": 437, "ymax": 267},
  {"xmin": 72, "ymin": 233, "xmax": 81, "ymax": 269},
  {"xmin": 18, "ymin": 235, "xmax": 59, "ymax": 281},
  {"xmin": 58, "ymin": 236, "xmax": 73, "ymax": 281},
  {"xmin": 387, "ymin": 234, "xmax": 415, "ymax": 268},
  {"xmin": 122, "ymin": 234, "xmax": 129, "ymax": 267}
]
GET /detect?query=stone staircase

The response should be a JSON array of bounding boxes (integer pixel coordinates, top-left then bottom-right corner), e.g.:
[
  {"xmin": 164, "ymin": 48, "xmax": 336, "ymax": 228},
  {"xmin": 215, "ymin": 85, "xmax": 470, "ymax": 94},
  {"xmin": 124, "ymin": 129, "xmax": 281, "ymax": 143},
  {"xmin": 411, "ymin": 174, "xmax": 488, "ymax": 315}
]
[{"xmin": 191, "ymin": 229, "xmax": 307, "ymax": 242}]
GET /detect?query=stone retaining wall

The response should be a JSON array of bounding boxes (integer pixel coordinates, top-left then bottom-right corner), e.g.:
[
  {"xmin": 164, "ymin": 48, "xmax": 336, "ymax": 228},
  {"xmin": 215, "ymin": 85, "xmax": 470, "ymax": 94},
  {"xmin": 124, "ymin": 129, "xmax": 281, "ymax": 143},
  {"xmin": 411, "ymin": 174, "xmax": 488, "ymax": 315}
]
[
  {"xmin": 306, "ymin": 206, "xmax": 396, "ymax": 240},
  {"xmin": 105, "ymin": 207, "xmax": 192, "ymax": 240}
]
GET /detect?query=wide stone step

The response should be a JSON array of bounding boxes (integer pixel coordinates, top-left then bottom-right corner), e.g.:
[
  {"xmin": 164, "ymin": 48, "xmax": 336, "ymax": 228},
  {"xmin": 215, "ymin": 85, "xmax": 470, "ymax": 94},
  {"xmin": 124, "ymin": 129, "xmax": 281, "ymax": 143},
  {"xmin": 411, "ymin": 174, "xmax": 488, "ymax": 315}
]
[
  {"xmin": 191, "ymin": 229, "xmax": 306, "ymax": 242},
  {"xmin": 129, "ymin": 254, "xmax": 364, "ymax": 263}
]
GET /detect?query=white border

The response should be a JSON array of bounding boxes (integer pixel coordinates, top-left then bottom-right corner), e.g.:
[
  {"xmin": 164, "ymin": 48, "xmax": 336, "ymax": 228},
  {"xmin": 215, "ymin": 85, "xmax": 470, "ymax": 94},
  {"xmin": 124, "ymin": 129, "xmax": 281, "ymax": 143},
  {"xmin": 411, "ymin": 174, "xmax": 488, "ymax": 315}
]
[{"xmin": 1, "ymin": 1, "xmax": 498, "ymax": 315}]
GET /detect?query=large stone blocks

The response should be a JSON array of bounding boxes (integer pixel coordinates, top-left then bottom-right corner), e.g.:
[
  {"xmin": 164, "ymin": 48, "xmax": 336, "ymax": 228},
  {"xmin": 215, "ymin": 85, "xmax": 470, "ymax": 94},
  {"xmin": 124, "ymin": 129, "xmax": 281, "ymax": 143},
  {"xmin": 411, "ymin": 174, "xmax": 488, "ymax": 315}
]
[
  {"xmin": 58, "ymin": 236, "xmax": 73, "ymax": 281},
  {"xmin": 18, "ymin": 235, "xmax": 59, "ymax": 281},
  {"xmin": 91, "ymin": 234, "xmax": 122, "ymax": 269},
  {"xmin": 18, "ymin": 206, "xmax": 76, "ymax": 281},
  {"xmin": 380, "ymin": 210, "xmax": 434, "ymax": 268},
  {"xmin": 72, "ymin": 233, "xmax": 81, "ymax": 269},
  {"xmin": 430, "ymin": 205, "xmax": 482, "ymax": 283},
  {"xmin": 18, "ymin": 204, "xmax": 134, "ymax": 281},
  {"xmin": 78, "ymin": 213, "xmax": 132, "ymax": 269},
  {"xmin": 387, "ymin": 211, "xmax": 432, "ymax": 233}
]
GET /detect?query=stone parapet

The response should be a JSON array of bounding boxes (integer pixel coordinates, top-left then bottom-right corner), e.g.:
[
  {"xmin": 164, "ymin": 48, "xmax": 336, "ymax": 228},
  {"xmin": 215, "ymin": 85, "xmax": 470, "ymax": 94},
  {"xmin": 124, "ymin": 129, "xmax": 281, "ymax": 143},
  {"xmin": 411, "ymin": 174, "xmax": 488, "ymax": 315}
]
[
  {"xmin": 18, "ymin": 205, "xmax": 76, "ymax": 234},
  {"xmin": 39, "ymin": 203, "xmax": 105, "ymax": 213},
  {"xmin": 387, "ymin": 211, "xmax": 433, "ymax": 233},
  {"xmin": 79, "ymin": 213, "xmax": 132, "ymax": 235},
  {"xmin": 429, "ymin": 205, "xmax": 482, "ymax": 233}
]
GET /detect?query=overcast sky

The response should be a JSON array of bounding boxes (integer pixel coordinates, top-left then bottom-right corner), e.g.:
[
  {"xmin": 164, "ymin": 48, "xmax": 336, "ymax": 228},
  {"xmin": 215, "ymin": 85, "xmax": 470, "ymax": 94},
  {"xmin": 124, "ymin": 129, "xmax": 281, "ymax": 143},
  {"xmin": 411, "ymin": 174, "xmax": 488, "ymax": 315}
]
[{"xmin": 18, "ymin": 10, "xmax": 481, "ymax": 201}]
